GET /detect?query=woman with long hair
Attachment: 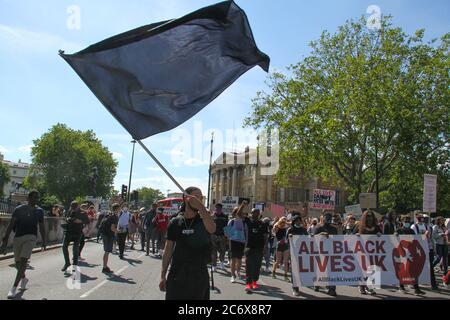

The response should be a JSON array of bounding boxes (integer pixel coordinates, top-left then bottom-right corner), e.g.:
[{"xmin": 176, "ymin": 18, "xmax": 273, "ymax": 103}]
[
  {"xmin": 272, "ymin": 217, "xmax": 290, "ymax": 281},
  {"xmin": 355, "ymin": 210, "xmax": 382, "ymax": 295},
  {"xmin": 227, "ymin": 201, "xmax": 248, "ymax": 283}
]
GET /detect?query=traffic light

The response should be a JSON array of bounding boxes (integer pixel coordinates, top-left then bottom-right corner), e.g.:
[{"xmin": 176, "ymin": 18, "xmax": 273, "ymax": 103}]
[{"xmin": 121, "ymin": 185, "xmax": 128, "ymax": 200}]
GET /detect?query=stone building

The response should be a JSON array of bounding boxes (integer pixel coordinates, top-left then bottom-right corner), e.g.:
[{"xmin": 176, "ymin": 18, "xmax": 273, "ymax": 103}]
[{"xmin": 209, "ymin": 148, "xmax": 348, "ymax": 217}]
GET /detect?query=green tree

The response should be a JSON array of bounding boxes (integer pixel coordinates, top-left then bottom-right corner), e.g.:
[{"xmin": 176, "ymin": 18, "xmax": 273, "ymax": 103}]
[
  {"xmin": 245, "ymin": 16, "xmax": 449, "ymax": 212},
  {"xmin": 27, "ymin": 124, "xmax": 118, "ymax": 207},
  {"xmin": 0, "ymin": 159, "xmax": 10, "ymax": 197},
  {"xmin": 135, "ymin": 187, "xmax": 165, "ymax": 207}
]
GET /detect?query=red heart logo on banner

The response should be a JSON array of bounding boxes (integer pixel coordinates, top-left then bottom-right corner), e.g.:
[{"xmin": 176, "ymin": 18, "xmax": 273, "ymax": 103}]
[{"xmin": 392, "ymin": 240, "xmax": 426, "ymax": 284}]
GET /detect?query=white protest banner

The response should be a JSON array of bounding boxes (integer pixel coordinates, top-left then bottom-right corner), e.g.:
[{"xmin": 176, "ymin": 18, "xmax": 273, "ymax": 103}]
[
  {"xmin": 310, "ymin": 189, "xmax": 336, "ymax": 210},
  {"xmin": 423, "ymin": 174, "xmax": 437, "ymax": 213},
  {"xmin": 222, "ymin": 196, "xmax": 239, "ymax": 215},
  {"xmin": 359, "ymin": 193, "xmax": 376, "ymax": 209},
  {"xmin": 345, "ymin": 204, "xmax": 363, "ymax": 219},
  {"xmin": 290, "ymin": 235, "xmax": 430, "ymax": 287}
]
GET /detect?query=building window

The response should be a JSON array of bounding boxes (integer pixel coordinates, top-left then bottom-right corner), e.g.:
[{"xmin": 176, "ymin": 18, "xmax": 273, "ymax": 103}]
[{"xmin": 288, "ymin": 188, "xmax": 294, "ymax": 202}]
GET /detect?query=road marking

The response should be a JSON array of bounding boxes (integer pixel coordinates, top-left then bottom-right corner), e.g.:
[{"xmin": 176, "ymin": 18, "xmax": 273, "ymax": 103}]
[
  {"xmin": 80, "ymin": 250, "xmax": 146, "ymax": 298},
  {"xmin": 80, "ymin": 264, "xmax": 129, "ymax": 298}
]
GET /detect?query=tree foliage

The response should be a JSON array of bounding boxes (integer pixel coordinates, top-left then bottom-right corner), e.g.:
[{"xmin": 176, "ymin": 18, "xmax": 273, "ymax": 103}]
[
  {"xmin": 135, "ymin": 187, "xmax": 165, "ymax": 207},
  {"xmin": 25, "ymin": 124, "xmax": 118, "ymax": 207},
  {"xmin": 0, "ymin": 159, "xmax": 10, "ymax": 197},
  {"xmin": 245, "ymin": 16, "xmax": 449, "ymax": 212}
]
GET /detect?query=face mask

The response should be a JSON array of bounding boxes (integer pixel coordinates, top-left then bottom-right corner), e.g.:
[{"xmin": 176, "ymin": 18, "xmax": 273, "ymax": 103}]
[
  {"xmin": 123, "ymin": 207, "xmax": 128, "ymax": 212},
  {"xmin": 403, "ymin": 223, "xmax": 411, "ymax": 228}
]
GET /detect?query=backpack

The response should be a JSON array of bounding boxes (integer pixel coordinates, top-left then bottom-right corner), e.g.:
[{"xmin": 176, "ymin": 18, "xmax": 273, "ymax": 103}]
[{"xmin": 99, "ymin": 215, "xmax": 113, "ymax": 236}]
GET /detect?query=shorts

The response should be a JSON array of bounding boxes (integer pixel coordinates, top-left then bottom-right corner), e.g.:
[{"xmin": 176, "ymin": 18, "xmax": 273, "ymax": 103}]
[
  {"xmin": 102, "ymin": 235, "xmax": 114, "ymax": 253},
  {"xmin": 276, "ymin": 243, "xmax": 289, "ymax": 253},
  {"xmin": 13, "ymin": 234, "xmax": 37, "ymax": 261},
  {"xmin": 230, "ymin": 241, "xmax": 245, "ymax": 259}
]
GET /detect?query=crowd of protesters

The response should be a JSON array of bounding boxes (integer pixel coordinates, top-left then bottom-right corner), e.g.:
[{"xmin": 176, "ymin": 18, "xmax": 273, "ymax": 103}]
[{"xmin": 1, "ymin": 189, "xmax": 449, "ymax": 300}]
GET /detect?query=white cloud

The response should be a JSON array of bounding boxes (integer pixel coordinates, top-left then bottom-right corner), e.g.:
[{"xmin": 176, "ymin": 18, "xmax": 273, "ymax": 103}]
[
  {"xmin": 0, "ymin": 24, "xmax": 83, "ymax": 53},
  {"xmin": 112, "ymin": 152, "xmax": 123, "ymax": 160},
  {"xmin": 184, "ymin": 158, "xmax": 209, "ymax": 167},
  {"xmin": 146, "ymin": 166, "xmax": 162, "ymax": 172},
  {"xmin": 0, "ymin": 145, "xmax": 10, "ymax": 154},
  {"xmin": 17, "ymin": 145, "xmax": 32, "ymax": 153}
]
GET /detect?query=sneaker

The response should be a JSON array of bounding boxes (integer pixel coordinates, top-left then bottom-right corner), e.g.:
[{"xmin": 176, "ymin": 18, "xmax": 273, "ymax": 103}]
[
  {"xmin": 314, "ymin": 286, "xmax": 320, "ymax": 292},
  {"xmin": 327, "ymin": 289, "xmax": 337, "ymax": 297},
  {"xmin": 211, "ymin": 266, "xmax": 216, "ymax": 272},
  {"xmin": 230, "ymin": 276, "xmax": 236, "ymax": 283},
  {"xmin": 102, "ymin": 267, "xmax": 113, "ymax": 273},
  {"xmin": 398, "ymin": 285, "xmax": 407, "ymax": 293},
  {"xmin": 61, "ymin": 264, "xmax": 71, "ymax": 272},
  {"xmin": 264, "ymin": 267, "xmax": 270, "ymax": 273},
  {"xmin": 431, "ymin": 285, "xmax": 440, "ymax": 291},
  {"xmin": 119, "ymin": 255, "xmax": 124, "ymax": 260},
  {"xmin": 20, "ymin": 277, "xmax": 29, "ymax": 291},
  {"xmin": 272, "ymin": 271, "xmax": 276, "ymax": 279},
  {"xmin": 245, "ymin": 284, "xmax": 252, "ymax": 293},
  {"xmin": 7, "ymin": 287, "xmax": 17, "ymax": 299},
  {"xmin": 414, "ymin": 289, "xmax": 426, "ymax": 296},
  {"xmin": 252, "ymin": 281, "xmax": 259, "ymax": 290},
  {"xmin": 434, "ymin": 267, "xmax": 441, "ymax": 273},
  {"xmin": 359, "ymin": 287, "xmax": 367, "ymax": 295},
  {"xmin": 293, "ymin": 288, "xmax": 301, "ymax": 296},
  {"xmin": 367, "ymin": 288, "xmax": 376, "ymax": 295},
  {"xmin": 78, "ymin": 257, "xmax": 85, "ymax": 261}
]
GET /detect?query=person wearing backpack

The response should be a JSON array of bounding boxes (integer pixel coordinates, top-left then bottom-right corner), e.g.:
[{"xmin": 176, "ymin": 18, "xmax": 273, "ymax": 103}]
[{"xmin": 100, "ymin": 204, "xmax": 120, "ymax": 273}]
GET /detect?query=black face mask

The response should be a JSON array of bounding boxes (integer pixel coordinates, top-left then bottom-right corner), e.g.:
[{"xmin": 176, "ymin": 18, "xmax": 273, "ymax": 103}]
[{"xmin": 324, "ymin": 216, "xmax": 332, "ymax": 224}]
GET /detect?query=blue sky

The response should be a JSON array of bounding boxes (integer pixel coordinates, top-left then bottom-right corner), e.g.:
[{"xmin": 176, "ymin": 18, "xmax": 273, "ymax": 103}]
[{"xmin": 0, "ymin": 0, "xmax": 449, "ymax": 196}]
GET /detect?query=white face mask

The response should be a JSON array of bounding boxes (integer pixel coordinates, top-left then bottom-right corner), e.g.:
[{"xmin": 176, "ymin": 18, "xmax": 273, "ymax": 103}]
[{"xmin": 403, "ymin": 223, "xmax": 411, "ymax": 228}]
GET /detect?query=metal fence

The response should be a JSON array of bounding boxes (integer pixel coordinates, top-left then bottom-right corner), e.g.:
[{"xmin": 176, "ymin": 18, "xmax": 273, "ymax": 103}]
[{"xmin": 0, "ymin": 198, "xmax": 19, "ymax": 215}]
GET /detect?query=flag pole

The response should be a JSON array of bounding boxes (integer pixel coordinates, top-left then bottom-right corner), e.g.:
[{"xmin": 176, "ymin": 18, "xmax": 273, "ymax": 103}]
[{"xmin": 136, "ymin": 140, "xmax": 186, "ymax": 194}]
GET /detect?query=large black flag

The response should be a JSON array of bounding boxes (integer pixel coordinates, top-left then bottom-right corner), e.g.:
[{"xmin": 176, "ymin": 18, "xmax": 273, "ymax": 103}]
[{"xmin": 60, "ymin": 0, "xmax": 270, "ymax": 140}]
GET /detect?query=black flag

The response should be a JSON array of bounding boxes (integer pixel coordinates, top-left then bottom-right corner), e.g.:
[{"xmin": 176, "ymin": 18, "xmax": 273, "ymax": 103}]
[{"xmin": 60, "ymin": 0, "xmax": 270, "ymax": 140}]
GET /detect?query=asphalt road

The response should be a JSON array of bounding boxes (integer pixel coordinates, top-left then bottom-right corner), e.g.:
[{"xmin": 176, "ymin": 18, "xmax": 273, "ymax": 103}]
[{"xmin": 1, "ymin": 239, "xmax": 449, "ymax": 300}]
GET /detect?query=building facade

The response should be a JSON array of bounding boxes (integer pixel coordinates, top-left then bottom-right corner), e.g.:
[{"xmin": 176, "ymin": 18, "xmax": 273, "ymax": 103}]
[
  {"xmin": 209, "ymin": 148, "xmax": 348, "ymax": 217},
  {"xmin": 1, "ymin": 154, "xmax": 30, "ymax": 197}
]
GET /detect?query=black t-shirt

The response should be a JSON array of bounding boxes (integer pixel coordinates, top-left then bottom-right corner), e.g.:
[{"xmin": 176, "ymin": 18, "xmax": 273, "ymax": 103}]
[
  {"xmin": 275, "ymin": 227, "xmax": 288, "ymax": 241},
  {"xmin": 245, "ymin": 218, "xmax": 268, "ymax": 249},
  {"xmin": 12, "ymin": 204, "xmax": 44, "ymax": 238},
  {"xmin": 397, "ymin": 227, "xmax": 415, "ymax": 235},
  {"xmin": 288, "ymin": 225, "xmax": 308, "ymax": 236},
  {"xmin": 167, "ymin": 214, "xmax": 212, "ymax": 272},
  {"xmin": 315, "ymin": 224, "xmax": 338, "ymax": 235},
  {"xmin": 102, "ymin": 214, "xmax": 118, "ymax": 237},
  {"xmin": 213, "ymin": 213, "xmax": 228, "ymax": 236},
  {"xmin": 67, "ymin": 209, "xmax": 90, "ymax": 235},
  {"xmin": 357, "ymin": 225, "xmax": 382, "ymax": 235}
]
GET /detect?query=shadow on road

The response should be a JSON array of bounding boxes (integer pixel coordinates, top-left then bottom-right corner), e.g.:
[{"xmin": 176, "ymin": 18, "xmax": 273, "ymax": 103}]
[{"xmin": 106, "ymin": 274, "xmax": 136, "ymax": 285}]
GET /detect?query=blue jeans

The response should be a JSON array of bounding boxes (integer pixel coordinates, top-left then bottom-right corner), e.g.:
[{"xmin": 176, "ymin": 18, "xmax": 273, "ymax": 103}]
[{"xmin": 433, "ymin": 244, "xmax": 448, "ymax": 274}]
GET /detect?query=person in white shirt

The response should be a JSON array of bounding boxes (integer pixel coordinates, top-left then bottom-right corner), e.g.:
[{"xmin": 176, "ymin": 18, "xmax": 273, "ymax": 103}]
[
  {"xmin": 411, "ymin": 213, "xmax": 438, "ymax": 290},
  {"xmin": 117, "ymin": 203, "xmax": 131, "ymax": 259}
]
